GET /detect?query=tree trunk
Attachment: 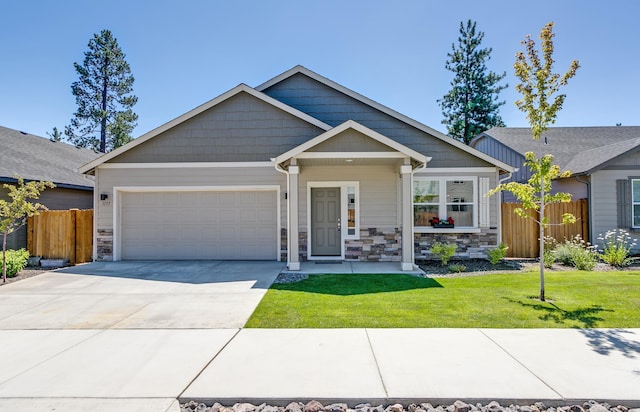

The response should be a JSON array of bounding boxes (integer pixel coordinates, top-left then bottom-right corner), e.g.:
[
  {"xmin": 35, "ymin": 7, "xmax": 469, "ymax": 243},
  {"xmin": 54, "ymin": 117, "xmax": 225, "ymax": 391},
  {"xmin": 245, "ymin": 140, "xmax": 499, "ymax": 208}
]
[{"xmin": 539, "ymin": 174, "xmax": 545, "ymax": 301}]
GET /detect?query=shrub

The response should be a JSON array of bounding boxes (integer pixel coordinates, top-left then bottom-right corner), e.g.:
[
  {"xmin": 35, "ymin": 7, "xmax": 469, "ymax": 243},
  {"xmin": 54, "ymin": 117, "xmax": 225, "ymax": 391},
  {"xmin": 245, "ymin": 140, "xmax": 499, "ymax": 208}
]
[
  {"xmin": 487, "ymin": 243, "xmax": 508, "ymax": 265},
  {"xmin": 553, "ymin": 235, "xmax": 598, "ymax": 271},
  {"xmin": 598, "ymin": 229, "xmax": 637, "ymax": 267},
  {"xmin": 430, "ymin": 242, "xmax": 456, "ymax": 266},
  {"xmin": 3, "ymin": 249, "xmax": 29, "ymax": 277},
  {"xmin": 543, "ymin": 249, "xmax": 556, "ymax": 268},
  {"xmin": 448, "ymin": 263, "xmax": 466, "ymax": 273}
]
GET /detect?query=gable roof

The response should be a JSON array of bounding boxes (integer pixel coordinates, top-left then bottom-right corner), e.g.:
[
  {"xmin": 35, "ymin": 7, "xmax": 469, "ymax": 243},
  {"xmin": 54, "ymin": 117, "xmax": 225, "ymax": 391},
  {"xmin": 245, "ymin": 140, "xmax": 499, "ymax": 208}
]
[
  {"xmin": 257, "ymin": 65, "xmax": 514, "ymax": 172},
  {"xmin": 274, "ymin": 120, "xmax": 430, "ymax": 167},
  {"xmin": 0, "ymin": 126, "xmax": 99, "ymax": 189},
  {"xmin": 79, "ymin": 84, "xmax": 332, "ymax": 174},
  {"xmin": 477, "ymin": 126, "xmax": 640, "ymax": 175}
]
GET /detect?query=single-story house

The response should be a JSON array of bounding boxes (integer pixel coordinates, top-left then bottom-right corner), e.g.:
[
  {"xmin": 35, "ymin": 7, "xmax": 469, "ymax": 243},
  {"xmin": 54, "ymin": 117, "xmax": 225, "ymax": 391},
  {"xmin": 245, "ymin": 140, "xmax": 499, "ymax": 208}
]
[
  {"xmin": 0, "ymin": 125, "xmax": 100, "ymax": 249},
  {"xmin": 471, "ymin": 126, "xmax": 640, "ymax": 246},
  {"xmin": 79, "ymin": 66, "xmax": 513, "ymax": 270}
]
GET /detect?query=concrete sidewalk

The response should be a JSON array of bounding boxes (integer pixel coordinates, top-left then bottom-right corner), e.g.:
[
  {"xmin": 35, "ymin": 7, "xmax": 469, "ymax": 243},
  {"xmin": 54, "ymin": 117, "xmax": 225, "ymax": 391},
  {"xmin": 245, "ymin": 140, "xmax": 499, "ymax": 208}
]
[
  {"xmin": 182, "ymin": 328, "xmax": 640, "ymax": 406},
  {"xmin": 2, "ymin": 328, "xmax": 637, "ymax": 410}
]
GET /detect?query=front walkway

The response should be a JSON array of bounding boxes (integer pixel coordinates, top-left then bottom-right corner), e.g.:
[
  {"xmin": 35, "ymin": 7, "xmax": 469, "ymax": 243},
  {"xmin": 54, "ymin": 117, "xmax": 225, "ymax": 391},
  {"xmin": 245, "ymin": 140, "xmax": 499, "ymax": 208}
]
[{"xmin": 280, "ymin": 261, "xmax": 426, "ymax": 276}]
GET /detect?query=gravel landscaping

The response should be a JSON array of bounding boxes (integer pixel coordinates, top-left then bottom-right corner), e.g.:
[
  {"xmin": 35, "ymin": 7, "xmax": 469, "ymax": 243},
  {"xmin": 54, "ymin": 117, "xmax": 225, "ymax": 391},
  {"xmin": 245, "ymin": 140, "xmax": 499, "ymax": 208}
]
[{"xmin": 181, "ymin": 400, "xmax": 640, "ymax": 412}]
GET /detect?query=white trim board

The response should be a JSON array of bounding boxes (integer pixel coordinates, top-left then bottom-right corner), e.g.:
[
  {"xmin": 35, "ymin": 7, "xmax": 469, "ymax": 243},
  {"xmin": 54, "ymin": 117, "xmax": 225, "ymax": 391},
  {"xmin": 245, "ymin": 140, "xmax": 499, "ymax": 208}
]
[
  {"xmin": 111, "ymin": 185, "xmax": 281, "ymax": 261},
  {"xmin": 99, "ymin": 162, "xmax": 274, "ymax": 169}
]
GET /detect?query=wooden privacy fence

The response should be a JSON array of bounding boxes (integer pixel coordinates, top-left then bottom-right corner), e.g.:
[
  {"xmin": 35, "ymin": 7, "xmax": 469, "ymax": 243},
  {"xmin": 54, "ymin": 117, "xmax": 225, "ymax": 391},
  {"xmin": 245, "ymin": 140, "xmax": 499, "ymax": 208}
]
[
  {"xmin": 502, "ymin": 199, "xmax": 589, "ymax": 258},
  {"xmin": 27, "ymin": 209, "xmax": 93, "ymax": 265}
]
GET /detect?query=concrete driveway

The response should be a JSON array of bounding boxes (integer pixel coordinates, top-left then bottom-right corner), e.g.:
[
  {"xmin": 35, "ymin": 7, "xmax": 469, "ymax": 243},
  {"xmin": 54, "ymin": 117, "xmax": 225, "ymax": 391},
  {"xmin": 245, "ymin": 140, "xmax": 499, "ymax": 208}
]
[{"xmin": 0, "ymin": 260, "xmax": 285, "ymax": 329}]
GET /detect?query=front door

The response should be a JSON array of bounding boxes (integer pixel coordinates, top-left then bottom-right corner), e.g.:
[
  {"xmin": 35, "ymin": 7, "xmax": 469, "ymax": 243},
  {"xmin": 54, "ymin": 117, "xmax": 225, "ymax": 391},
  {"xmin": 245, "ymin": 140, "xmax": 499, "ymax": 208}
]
[{"xmin": 311, "ymin": 187, "xmax": 341, "ymax": 256}]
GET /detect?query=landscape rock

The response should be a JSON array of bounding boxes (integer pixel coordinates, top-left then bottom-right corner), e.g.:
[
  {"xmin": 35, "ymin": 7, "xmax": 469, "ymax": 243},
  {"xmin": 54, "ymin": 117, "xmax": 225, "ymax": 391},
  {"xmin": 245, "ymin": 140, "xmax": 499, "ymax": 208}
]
[
  {"xmin": 304, "ymin": 400, "xmax": 325, "ymax": 412},
  {"xmin": 454, "ymin": 400, "xmax": 471, "ymax": 412}
]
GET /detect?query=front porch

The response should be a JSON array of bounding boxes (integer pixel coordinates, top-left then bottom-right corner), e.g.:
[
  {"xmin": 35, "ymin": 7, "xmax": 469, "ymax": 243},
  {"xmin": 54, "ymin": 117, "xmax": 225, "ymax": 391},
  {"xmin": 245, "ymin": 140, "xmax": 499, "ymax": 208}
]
[{"xmin": 278, "ymin": 260, "xmax": 426, "ymax": 276}]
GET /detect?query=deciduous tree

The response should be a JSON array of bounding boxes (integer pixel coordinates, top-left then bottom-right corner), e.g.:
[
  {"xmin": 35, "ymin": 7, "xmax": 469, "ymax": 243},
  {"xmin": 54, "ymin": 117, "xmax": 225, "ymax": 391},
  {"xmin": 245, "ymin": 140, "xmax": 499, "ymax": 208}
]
[
  {"xmin": 65, "ymin": 29, "xmax": 138, "ymax": 153},
  {"xmin": 438, "ymin": 20, "xmax": 508, "ymax": 144},
  {"xmin": 0, "ymin": 176, "xmax": 54, "ymax": 282},
  {"xmin": 488, "ymin": 22, "xmax": 579, "ymax": 301}
]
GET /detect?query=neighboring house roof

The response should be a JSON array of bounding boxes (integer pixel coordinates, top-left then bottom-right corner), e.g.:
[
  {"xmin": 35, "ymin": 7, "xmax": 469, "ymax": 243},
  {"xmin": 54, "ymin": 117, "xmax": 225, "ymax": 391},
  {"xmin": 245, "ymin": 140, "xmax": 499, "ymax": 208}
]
[
  {"xmin": 79, "ymin": 66, "xmax": 514, "ymax": 174},
  {"xmin": 476, "ymin": 126, "xmax": 640, "ymax": 175},
  {"xmin": 0, "ymin": 126, "xmax": 99, "ymax": 189}
]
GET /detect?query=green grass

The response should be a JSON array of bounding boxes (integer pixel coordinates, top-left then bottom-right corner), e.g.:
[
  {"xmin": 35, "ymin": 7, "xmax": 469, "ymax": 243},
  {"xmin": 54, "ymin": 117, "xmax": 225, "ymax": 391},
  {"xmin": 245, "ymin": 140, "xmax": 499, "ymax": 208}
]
[{"xmin": 245, "ymin": 271, "xmax": 640, "ymax": 328}]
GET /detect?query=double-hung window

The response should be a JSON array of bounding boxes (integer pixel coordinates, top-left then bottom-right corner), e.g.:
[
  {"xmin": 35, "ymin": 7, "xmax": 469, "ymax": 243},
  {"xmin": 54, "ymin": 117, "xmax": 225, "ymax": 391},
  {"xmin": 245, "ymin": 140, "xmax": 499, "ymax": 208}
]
[{"xmin": 414, "ymin": 177, "xmax": 477, "ymax": 228}]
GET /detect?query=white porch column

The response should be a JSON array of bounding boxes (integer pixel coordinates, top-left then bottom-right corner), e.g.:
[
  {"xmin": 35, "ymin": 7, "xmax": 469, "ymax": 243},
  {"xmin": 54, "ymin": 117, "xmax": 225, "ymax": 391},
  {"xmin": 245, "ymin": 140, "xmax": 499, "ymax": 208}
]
[
  {"xmin": 288, "ymin": 164, "xmax": 300, "ymax": 270},
  {"xmin": 400, "ymin": 164, "xmax": 414, "ymax": 271}
]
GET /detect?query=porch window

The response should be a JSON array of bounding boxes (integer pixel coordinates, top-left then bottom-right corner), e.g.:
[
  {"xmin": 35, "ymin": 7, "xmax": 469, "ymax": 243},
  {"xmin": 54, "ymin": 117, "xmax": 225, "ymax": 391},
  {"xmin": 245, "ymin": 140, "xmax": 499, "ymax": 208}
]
[
  {"xmin": 632, "ymin": 179, "xmax": 640, "ymax": 227},
  {"xmin": 414, "ymin": 177, "xmax": 477, "ymax": 228}
]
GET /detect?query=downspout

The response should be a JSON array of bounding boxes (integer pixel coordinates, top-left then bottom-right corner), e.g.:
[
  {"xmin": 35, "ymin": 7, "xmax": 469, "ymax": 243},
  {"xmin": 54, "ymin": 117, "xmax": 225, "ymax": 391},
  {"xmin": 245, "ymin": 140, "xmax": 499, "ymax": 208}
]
[
  {"xmin": 497, "ymin": 168, "xmax": 517, "ymax": 244},
  {"xmin": 575, "ymin": 174, "xmax": 592, "ymax": 244},
  {"xmin": 273, "ymin": 160, "xmax": 289, "ymax": 265}
]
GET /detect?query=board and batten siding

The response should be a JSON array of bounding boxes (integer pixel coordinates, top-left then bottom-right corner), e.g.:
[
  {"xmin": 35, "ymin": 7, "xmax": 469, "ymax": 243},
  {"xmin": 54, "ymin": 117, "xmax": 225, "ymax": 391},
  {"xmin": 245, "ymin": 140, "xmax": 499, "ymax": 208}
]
[
  {"xmin": 95, "ymin": 166, "xmax": 286, "ymax": 230},
  {"xmin": 110, "ymin": 91, "xmax": 324, "ymax": 164},
  {"xmin": 471, "ymin": 135, "xmax": 528, "ymax": 183},
  {"xmin": 262, "ymin": 73, "xmax": 493, "ymax": 168},
  {"xmin": 297, "ymin": 165, "xmax": 400, "ymax": 231}
]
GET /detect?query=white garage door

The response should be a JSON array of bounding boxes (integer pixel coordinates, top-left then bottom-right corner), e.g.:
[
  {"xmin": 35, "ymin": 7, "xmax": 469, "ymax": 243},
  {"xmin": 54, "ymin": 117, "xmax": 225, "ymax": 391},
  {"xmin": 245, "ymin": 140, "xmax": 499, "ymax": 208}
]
[{"xmin": 120, "ymin": 190, "xmax": 277, "ymax": 260}]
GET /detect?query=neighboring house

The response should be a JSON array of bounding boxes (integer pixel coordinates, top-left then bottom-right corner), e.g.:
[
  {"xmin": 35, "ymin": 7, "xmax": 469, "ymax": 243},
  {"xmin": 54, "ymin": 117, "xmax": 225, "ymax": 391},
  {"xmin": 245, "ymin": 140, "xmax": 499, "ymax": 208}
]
[
  {"xmin": 79, "ymin": 66, "xmax": 513, "ymax": 270},
  {"xmin": 0, "ymin": 126, "xmax": 100, "ymax": 249},
  {"xmin": 471, "ymin": 126, "xmax": 640, "ymax": 247}
]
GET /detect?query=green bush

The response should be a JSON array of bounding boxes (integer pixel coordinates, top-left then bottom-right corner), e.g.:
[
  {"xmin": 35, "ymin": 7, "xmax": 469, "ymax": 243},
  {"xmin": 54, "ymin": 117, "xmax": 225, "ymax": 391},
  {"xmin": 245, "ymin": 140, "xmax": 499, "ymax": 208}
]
[
  {"xmin": 543, "ymin": 249, "xmax": 556, "ymax": 268},
  {"xmin": 487, "ymin": 243, "xmax": 508, "ymax": 265},
  {"xmin": 598, "ymin": 229, "xmax": 637, "ymax": 267},
  {"xmin": 3, "ymin": 249, "xmax": 29, "ymax": 277},
  {"xmin": 448, "ymin": 263, "xmax": 466, "ymax": 273},
  {"xmin": 553, "ymin": 235, "xmax": 597, "ymax": 271},
  {"xmin": 431, "ymin": 242, "xmax": 456, "ymax": 266}
]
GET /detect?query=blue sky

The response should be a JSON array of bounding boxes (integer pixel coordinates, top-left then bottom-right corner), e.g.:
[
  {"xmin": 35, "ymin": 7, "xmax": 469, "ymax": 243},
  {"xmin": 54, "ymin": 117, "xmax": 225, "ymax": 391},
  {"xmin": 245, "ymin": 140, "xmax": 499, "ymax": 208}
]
[{"xmin": 1, "ymin": 0, "xmax": 638, "ymax": 140}]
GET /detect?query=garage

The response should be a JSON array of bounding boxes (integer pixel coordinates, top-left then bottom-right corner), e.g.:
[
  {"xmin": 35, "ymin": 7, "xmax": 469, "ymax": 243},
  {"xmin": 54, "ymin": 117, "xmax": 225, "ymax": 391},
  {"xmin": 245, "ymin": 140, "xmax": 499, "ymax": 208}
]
[{"xmin": 119, "ymin": 190, "xmax": 278, "ymax": 260}]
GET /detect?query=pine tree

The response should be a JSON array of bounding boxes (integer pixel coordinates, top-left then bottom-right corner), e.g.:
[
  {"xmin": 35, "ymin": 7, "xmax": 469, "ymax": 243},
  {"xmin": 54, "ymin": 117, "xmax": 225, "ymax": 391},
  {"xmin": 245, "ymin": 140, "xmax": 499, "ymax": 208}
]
[
  {"xmin": 65, "ymin": 29, "xmax": 138, "ymax": 153},
  {"xmin": 438, "ymin": 20, "xmax": 508, "ymax": 145}
]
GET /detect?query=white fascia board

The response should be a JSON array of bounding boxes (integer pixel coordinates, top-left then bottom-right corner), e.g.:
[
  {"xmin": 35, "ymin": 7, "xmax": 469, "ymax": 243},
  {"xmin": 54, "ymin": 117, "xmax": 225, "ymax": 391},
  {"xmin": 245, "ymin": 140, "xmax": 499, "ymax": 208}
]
[
  {"xmin": 258, "ymin": 66, "xmax": 513, "ymax": 172},
  {"xmin": 113, "ymin": 185, "xmax": 281, "ymax": 193},
  {"xmin": 296, "ymin": 152, "xmax": 407, "ymax": 159},
  {"xmin": 275, "ymin": 120, "xmax": 429, "ymax": 165},
  {"xmin": 79, "ymin": 84, "xmax": 331, "ymax": 175},
  {"xmin": 416, "ymin": 167, "xmax": 499, "ymax": 174},
  {"xmin": 98, "ymin": 162, "xmax": 274, "ymax": 169}
]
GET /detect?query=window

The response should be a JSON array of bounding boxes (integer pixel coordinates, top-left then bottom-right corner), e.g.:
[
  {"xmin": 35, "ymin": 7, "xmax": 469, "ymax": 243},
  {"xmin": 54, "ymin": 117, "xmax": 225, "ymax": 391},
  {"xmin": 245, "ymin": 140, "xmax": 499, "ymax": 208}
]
[
  {"xmin": 347, "ymin": 185, "xmax": 357, "ymax": 236},
  {"xmin": 632, "ymin": 179, "xmax": 640, "ymax": 227},
  {"xmin": 414, "ymin": 177, "xmax": 477, "ymax": 227}
]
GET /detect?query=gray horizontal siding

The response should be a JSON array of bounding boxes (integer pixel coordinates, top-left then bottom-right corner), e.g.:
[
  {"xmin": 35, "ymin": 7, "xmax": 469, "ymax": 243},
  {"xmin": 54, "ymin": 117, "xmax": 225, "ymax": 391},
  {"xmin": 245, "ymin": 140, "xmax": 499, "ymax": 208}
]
[
  {"xmin": 298, "ymin": 165, "xmax": 399, "ymax": 230},
  {"xmin": 110, "ymin": 92, "xmax": 324, "ymax": 163},
  {"xmin": 262, "ymin": 73, "xmax": 492, "ymax": 168},
  {"xmin": 95, "ymin": 166, "xmax": 286, "ymax": 229}
]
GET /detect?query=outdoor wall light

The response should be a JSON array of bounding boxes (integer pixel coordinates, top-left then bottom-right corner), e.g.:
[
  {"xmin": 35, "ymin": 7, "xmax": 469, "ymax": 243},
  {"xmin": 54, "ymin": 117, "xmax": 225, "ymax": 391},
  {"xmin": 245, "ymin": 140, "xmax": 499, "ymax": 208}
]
[{"xmin": 100, "ymin": 193, "xmax": 109, "ymax": 201}]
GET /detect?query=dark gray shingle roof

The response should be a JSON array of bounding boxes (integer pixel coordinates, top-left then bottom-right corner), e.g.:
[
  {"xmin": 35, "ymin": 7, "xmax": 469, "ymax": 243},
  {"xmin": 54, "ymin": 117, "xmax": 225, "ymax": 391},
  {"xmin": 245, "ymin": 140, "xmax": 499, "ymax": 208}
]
[
  {"xmin": 482, "ymin": 126, "xmax": 640, "ymax": 174},
  {"xmin": 0, "ymin": 126, "xmax": 100, "ymax": 189}
]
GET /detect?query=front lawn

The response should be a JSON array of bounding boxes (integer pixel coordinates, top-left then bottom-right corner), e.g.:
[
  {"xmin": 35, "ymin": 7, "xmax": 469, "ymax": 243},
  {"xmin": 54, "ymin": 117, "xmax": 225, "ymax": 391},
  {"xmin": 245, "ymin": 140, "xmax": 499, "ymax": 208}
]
[{"xmin": 245, "ymin": 271, "xmax": 640, "ymax": 328}]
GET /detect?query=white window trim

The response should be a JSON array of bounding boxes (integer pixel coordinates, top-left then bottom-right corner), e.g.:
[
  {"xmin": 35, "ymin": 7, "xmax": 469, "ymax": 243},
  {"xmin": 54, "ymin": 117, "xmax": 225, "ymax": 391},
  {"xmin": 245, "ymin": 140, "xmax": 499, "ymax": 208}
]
[
  {"xmin": 413, "ymin": 176, "xmax": 478, "ymax": 230},
  {"xmin": 306, "ymin": 181, "xmax": 360, "ymax": 260},
  {"xmin": 632, "ymin": 179, "xmax": 640, "ymax": 228}
]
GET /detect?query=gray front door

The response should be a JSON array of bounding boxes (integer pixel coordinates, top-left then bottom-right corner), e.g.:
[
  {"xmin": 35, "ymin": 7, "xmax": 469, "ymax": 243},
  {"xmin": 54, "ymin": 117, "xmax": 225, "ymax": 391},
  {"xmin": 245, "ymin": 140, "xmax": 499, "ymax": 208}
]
[{"xmin": 311, "ymin": 187, "xmax": 341, "ymax": 256}]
